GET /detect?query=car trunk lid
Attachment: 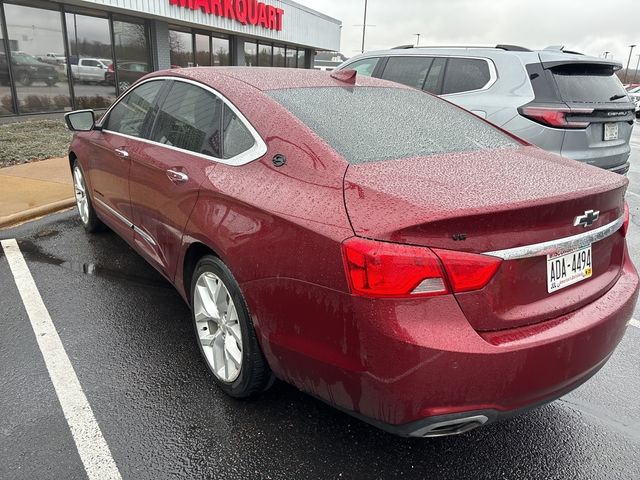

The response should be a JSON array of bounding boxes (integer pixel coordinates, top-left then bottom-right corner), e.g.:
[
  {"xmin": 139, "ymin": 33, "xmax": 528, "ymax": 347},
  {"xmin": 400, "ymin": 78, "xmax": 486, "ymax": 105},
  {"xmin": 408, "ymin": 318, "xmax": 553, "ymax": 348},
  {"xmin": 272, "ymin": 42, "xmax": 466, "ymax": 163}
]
[{"xmin": 343, "ymin": 146, "xmax": 627, "ymax": 331}]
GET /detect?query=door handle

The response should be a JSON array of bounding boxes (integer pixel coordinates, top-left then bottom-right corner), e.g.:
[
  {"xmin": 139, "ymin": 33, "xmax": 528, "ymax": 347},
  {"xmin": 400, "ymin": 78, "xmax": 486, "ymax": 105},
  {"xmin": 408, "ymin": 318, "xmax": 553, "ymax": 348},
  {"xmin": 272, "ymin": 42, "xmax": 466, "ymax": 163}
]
[
  {"xmin": 166, "ymin": 169, "xmax": 189, "ymax": 184},
  {"xmin": 114, "ymin": 148, "xmax": 129, "ymax": 159}
]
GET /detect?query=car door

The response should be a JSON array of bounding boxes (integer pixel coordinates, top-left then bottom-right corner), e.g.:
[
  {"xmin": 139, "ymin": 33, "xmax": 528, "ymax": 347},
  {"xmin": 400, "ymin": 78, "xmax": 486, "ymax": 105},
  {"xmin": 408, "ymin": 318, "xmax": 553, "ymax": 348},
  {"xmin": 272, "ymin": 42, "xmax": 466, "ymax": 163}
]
[
  {"xmin": 88, "ymin": 79, "xmax": 164, "ymax": 240},
  {"xmin": 81, "ymin": 59, "xmax": 102, "ymax": 82},
  {"xmin": 128, "ymin": 79, "xmax": 224, "ymax": 278}
]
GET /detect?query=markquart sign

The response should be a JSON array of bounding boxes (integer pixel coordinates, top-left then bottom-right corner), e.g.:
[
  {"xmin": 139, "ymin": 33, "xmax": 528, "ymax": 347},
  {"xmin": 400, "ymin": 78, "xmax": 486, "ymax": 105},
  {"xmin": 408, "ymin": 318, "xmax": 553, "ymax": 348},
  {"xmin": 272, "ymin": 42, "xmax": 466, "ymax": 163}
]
[{"xmin": 169, "ymin": 0, "xmax": 285, "ymax": 31}]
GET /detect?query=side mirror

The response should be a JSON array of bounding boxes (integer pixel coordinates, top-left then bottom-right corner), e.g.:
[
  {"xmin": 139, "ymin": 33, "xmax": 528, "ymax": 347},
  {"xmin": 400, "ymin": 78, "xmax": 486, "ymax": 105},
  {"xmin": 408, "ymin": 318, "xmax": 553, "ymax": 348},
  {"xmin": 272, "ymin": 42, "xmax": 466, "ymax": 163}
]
[{"xmin": 65, "ymin": 109, "xmax": 95, "ymax": 132}]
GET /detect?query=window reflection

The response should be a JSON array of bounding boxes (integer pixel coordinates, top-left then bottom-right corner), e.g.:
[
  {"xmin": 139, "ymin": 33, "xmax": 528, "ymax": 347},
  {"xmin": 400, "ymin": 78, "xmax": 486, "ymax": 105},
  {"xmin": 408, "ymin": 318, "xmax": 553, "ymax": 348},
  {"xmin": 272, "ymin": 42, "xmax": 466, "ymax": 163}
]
[
  {"xmin": 112, "ymin": 20, "xmax": 150, "ymax": 94},
  {"xmin": 169, "ymin": 30, "xmax": 193, "ymax": 67},
  {"xmin": 195, "ymin": 34, "xmax": 210, "ymax": 66},
  {"xmin": 258, "ymin": 44, "xmax": 272, "ymax": 67},
  {"xmin": 273, "ymin": 46, "xmax": 285, "ymax": 67},
  {"xmin": 213, "ymin": 37, "xmax": 230, "ymax": 66},
  {"xmin": 0, "ymin": 13, "xmax": 15, "ymax": 115},
  {"xmin": 244, "ymin": 41, "xmax": 257, "ymax": 67},
  {"xmin": 286, "ymin": 47, "xmax": 297, "ymax": 68},
  {"xmin": 66, "ymin": 13, "xmax": 116, "ymax": 109},
  {"xmin": 297, "ymin": 49, "xmax": 306, "ymax": 69},
  {"xmin": 4, "ymin": 3, "xmax": 71, "ymax": 113}
]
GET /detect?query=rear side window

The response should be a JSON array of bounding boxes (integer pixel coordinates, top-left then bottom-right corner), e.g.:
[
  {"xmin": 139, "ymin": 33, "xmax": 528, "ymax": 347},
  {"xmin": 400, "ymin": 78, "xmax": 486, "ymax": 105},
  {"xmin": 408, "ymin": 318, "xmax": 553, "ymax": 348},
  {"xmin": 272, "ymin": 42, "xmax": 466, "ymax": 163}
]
[
  {"xmin": 381, "ymin": 56, "xmax": 434, "ymax": 89},
  {"xmin": 268, "ymin": 87, "xmax": 518, "ymax": 165},
  {"xmin": 343, "ymin": 57, "xmax": 379, "ymax": 77},
  {"xmin": 551, "ymin": 64, "xmax": 627, "ymax": 103},
  {"xmin": 105, "ymin": 80, "xmax": 163, "ymax": 137},
  {"xmin": 150, "ymin": 81, "xmax": 223, "ymax": 157},
  {"xmin": 441, "ymin": 58, "xmax": 491, "ymax": 94},
  {"xmin": 222, "ymin": 104, "xmax": 255, "ymax": 159}
]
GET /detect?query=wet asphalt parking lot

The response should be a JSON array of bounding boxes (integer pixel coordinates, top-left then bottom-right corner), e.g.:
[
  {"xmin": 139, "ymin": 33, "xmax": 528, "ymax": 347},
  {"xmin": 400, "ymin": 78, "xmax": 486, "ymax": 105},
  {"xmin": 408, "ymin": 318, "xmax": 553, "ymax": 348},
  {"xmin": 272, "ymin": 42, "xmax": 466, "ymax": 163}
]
[{"xmin": 2, "ymin": 131, "xmax": 640, "ymax": 480}]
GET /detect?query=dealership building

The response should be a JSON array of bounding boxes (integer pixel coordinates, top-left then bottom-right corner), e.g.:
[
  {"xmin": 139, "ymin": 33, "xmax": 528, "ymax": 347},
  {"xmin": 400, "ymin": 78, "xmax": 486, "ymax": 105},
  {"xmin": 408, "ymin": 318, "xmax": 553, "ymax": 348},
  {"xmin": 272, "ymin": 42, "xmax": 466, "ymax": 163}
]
[{"xmin": 0, "ymin": 0, "xmax": 341, "ymax": 116}]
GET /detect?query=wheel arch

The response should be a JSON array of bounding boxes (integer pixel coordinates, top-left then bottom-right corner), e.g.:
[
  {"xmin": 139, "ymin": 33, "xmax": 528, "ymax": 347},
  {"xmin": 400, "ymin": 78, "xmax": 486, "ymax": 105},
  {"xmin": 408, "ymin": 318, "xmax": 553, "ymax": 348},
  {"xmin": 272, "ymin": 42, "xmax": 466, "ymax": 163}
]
[{"xmin": 181, "ymin": 241, "xmax": 221, "ymax": 306}]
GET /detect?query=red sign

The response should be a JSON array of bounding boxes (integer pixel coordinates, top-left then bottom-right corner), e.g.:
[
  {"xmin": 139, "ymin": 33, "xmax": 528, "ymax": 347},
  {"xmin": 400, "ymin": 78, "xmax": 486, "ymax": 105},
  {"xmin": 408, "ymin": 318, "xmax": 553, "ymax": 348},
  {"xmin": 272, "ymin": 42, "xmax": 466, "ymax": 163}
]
[{"xmin": 169, "ymin": 0, "xmax": 284, "ymax": 31}]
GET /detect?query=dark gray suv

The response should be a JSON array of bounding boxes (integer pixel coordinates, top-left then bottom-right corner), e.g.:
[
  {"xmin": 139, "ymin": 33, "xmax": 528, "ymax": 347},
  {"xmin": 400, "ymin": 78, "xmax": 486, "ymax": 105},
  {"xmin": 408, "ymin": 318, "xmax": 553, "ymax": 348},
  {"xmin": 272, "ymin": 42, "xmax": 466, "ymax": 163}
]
[{"xmin": 336, "ymin": 45, "xmax": 634, "ymax": 174}]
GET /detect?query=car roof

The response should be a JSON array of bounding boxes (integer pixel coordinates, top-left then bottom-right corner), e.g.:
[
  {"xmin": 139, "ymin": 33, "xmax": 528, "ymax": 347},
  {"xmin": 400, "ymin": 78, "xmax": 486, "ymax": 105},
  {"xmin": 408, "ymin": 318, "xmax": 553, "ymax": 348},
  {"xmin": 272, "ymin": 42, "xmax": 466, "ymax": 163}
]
[
  {"xmin": 343, "ymin": 46, "xmax": 622, "ymax": 69},
  {"xmin": 149, "ymin": 67, "xmax": 409, "ymax": 91}
]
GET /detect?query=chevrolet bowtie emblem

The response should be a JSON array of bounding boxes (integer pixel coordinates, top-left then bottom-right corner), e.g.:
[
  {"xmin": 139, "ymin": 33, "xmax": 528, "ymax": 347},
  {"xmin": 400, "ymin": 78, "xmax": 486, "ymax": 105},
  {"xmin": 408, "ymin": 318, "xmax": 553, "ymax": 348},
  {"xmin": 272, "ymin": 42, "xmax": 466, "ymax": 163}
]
[{"xmin": 573, "ymin": 210, "xmax": 599, "ymax": 228}]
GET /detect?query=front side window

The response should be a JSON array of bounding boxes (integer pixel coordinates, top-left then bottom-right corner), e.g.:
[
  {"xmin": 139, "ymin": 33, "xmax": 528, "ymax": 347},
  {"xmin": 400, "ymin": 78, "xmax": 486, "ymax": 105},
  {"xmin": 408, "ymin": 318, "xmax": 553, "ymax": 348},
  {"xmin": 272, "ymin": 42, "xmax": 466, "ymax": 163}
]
[
  {"xmin": 104, "ymin": 80, "xmax": 163, "ymax": 137},
  {"xmin": 223, "ymin": 104, "xmax": 255, "ymax": 159},
  {"xmin": 343, "ymin": 57, "xmax": 380, "ymax": 77},
  {"xmin": 150, "ymin": 81, "xmax": 223, "ymax": 157},
  {"xmin": 381, "ymin": 56, "xmax": 434, "ymax": 89},
  {"xmin": 441, "ymin": 58, "xmax": 492, "ymax": 94}
]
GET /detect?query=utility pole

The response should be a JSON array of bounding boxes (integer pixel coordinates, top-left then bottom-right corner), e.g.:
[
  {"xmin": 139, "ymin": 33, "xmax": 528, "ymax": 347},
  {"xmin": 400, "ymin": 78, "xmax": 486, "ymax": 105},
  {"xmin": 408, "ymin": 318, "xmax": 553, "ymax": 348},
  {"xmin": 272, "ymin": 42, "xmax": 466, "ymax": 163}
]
[
  {"xmin": 415, "ymin": 33, "xmax": 421, "ymax": 46},
  {"xmin": 625, "ymin": 44, "xmax": 636, "ymax": 83},
  {"xmin": 603, "ymin": 51, "xmax": 610, "ymax": 59},
  {"xmin": 361, "ymin": 0, "xmax": 368, "ymax": 54},
  {"xmin": 633, "ymin": 54, "xmax": 640, "ymax": 84}
]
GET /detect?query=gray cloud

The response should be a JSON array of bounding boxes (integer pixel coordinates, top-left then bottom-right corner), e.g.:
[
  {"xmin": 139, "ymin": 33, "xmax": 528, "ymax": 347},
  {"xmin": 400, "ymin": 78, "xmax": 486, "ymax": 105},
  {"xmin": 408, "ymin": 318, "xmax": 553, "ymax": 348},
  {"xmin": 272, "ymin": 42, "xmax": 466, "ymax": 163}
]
[{"xmin": 300, "ymin": 0, "xmax": 640, "ymax": 69}]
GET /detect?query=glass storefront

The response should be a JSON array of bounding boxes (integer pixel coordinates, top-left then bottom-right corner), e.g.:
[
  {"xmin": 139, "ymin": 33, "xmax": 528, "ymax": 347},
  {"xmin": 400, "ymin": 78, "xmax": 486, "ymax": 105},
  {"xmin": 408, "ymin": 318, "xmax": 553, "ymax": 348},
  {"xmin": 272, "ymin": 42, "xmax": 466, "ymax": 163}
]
[
  {"xmin": 212, "ymin": 36, "xmax": 230, "ymax": 66},
  {"xmin": 0, "ymin": 10, "xmax": 15, "ymax": 115},
  {"xmin": 195, "ymin": 34, "xmax": 210, "ymax": 66},
  {"xmin": 273, "ymin": 46, "xmax": 285, "ymax": 67},
  {"xmin": 112, "ymin": 19, "xmax": 151, "ymax": 94},
  {"xmin": 244, "ymin": 41, "xmax": 257, "ymax": 67},
  {"xmin": 0, "ymin": 2, "xmax": 311, "ymax": 116},
  {"xmin": 4, "ymin": 2, "xmax": 71, "ymax": 113},
  {"xmin": 66, "ymin": 12, "xmax": 116, "ymax": 109},
  {"xmin": 169, "ymin": 29, "xmax": 193, "ymax": 67}
]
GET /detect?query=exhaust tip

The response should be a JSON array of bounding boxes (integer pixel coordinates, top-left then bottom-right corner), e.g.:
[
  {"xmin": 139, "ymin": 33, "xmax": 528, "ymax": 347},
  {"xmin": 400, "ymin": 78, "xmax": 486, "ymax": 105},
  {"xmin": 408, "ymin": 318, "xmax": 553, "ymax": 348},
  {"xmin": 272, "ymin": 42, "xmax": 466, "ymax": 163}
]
[{"xmin": 411, "ymin": 414, "xmax": 489, "ymax": 438}]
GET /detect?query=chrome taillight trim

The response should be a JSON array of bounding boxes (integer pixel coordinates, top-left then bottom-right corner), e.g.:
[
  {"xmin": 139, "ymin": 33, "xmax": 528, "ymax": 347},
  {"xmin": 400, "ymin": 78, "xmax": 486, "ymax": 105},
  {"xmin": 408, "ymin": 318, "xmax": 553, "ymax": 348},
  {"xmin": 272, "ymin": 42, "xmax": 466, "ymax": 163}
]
[{"xmin": 484, "ymin": 215, "xmax": 624, "ymax": 260}]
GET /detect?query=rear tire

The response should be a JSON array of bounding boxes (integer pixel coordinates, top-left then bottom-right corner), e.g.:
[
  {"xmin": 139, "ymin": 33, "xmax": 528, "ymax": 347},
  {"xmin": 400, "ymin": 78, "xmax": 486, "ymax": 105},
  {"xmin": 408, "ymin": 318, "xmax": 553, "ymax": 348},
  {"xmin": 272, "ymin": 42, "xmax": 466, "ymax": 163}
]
[
  {"xmin": 191, "ymin": 255, "xmax": 273, "ymax": 398},
  {"xmin": 72, "ymin": 160, "xmax": 103, "ymax": 233}
]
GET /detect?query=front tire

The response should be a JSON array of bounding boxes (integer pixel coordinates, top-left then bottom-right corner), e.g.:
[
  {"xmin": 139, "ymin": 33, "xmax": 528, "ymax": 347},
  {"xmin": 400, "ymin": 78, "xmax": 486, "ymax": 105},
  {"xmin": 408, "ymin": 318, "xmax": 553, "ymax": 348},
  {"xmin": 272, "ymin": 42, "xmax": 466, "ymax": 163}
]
[
  {"xmin": 72, "ymin": 161, "xmax": 103, "ymax": 233},
  {"xmin": 191, "ymin": 255, "xmax": 273, "ymax": 398}
]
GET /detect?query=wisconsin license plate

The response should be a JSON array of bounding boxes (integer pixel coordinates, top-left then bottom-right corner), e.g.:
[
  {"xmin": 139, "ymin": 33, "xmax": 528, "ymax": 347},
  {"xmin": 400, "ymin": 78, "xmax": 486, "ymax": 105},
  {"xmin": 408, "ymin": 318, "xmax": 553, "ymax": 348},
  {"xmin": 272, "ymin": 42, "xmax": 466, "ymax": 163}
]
[
  {"xmin": 604, "ymin": 122, "xmax": 618, "ymax": 141},
  {"xmin": 547, "ymin": 245, "xmax": 592, "ymax": 293}
]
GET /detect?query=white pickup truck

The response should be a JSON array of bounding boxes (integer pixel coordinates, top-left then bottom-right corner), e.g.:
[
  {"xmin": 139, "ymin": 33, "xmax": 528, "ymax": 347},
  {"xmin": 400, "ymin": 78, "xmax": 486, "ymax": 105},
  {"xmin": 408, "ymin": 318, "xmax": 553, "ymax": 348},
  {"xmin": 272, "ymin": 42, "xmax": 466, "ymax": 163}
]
[{"xmin": 70, "ymin": 58, "xmax": 112, "ymax": 83}]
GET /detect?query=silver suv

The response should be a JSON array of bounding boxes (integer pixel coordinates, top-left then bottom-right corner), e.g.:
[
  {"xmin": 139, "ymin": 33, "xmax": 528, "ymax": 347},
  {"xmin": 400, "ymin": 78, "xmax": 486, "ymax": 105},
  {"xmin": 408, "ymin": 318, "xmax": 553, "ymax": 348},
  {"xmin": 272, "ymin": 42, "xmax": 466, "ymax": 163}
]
[{"xmin": 336, "ymin": 45, "xmax": 634, "ymax": 174}]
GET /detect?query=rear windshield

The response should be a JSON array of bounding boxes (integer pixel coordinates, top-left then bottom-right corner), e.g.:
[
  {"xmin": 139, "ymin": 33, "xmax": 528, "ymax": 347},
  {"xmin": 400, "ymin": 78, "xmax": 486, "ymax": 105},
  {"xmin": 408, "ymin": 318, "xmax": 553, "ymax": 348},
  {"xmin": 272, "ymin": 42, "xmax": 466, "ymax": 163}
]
[
  {"xmin": 268, "ymin": 87, "xmax": 518, "ymax": 164},
  {"xmin": 552, "ymin": 64, "xmax": 627, "ymax": 104}
]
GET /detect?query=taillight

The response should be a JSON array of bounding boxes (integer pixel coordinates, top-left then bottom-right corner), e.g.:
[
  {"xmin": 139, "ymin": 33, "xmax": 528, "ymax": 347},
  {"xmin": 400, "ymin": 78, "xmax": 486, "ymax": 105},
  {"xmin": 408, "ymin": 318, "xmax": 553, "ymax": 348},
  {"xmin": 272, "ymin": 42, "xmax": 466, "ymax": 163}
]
[
  {"xmin": 622, "ymin": 202, "xmax": 630, "ymax": 236},
  {"xmin": 520, "ymin": 105, "xmax": 592, "ymax": 129},
  {"xmin": 433, "ymin": 249, "xmax": 503, "ymax": 293},
  {"xmin": 342, "ymin": 237, "xmax": 502, "ymax": 298}
]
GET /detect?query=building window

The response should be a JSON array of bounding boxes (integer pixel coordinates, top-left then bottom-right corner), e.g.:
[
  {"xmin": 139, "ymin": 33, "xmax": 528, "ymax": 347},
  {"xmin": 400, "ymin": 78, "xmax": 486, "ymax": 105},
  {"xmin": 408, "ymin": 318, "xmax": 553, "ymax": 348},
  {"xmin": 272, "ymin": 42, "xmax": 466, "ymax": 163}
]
[
  {"xmin": 65, "ymin": 12, "xmax": 116, "ymax": 109},
  {"xmin": 0, "ymin": 11, "xmax": 15, "ymax": 115},
  {"xmin": 212, "ymin": 36, "xmax": 230, "ymax": 66},
  {"xmin": 3, "ymin": 3, "xmax": 72, "ymax": 113},
  {"xmin": 273, "ymin": 45, "xmax": 285, "ymax": 67},
  {"xmin": 195, "ymin": 33, "xmax": 210, "ymax": 66},
  {"xmin": 258, "ymin": 44, "xmax": 272, "ymax": 67},
  {"xmin": 285, "ymin": 47, "xmax": 297, "ymax": 68},
  {"xmin": 244, "ymin": 41, "xmax": 257, "ymax": 67},
  {"xmin": 112, "ymin": 19, "xmax": 151, "ymax": 94},
  {"xmin": 169, "ymin": 29, "xmax": 193, "ymax": 67},
  {"xmin": 297, "ymin": 49, "xmax": 307, "ymax": 69}
]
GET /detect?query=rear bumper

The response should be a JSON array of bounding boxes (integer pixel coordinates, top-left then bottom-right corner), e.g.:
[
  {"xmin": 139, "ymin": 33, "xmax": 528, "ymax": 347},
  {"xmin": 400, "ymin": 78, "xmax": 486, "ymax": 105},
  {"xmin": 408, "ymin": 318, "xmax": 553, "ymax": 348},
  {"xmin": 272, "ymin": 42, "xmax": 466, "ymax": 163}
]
[{"xmin": 246, "ymin": 249, "xmax": 638, "ymax": 436}]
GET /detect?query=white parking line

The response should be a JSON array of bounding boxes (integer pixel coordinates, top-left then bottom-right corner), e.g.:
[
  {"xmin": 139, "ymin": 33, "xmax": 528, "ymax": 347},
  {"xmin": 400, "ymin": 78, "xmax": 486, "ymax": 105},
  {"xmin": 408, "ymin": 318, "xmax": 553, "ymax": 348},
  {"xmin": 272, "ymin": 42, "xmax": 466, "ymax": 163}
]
[
  {"xmin": 631, "ymin": 318, "xmax": 640, "ymax": 329},
  {"xmin": 0, "ymin": 239, "xmax": 122, "ymax": 480},
  {"xmin": 627, "ymin": 191, "xmax": 640, "ymax": 199}
]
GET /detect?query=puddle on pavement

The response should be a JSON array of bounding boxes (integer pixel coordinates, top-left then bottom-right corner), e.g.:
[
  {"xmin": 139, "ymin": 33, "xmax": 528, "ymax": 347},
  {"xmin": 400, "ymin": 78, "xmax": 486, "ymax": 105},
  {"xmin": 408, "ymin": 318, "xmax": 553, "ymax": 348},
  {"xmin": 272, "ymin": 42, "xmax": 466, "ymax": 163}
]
[{"xmin": 17, "ymin": 239, "xmax": 171, "ymax": 290}]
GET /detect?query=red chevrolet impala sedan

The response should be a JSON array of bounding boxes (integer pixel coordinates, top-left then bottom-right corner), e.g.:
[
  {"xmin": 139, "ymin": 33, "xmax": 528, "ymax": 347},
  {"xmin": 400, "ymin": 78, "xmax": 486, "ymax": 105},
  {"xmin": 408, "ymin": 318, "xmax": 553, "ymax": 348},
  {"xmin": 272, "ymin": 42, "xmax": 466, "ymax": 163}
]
[{"xmin": 64, "ymin": 67, "xmax": 638, "ymax": 437}]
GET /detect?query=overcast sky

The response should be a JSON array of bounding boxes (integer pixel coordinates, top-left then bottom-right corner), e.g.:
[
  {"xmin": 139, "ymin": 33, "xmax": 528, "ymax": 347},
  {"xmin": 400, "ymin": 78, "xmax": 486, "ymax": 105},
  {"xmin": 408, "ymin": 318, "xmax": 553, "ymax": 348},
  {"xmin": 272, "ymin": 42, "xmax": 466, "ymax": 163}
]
[{"xmin": 299, "ymin": 0, "xmax": 640, "ymax": 67}]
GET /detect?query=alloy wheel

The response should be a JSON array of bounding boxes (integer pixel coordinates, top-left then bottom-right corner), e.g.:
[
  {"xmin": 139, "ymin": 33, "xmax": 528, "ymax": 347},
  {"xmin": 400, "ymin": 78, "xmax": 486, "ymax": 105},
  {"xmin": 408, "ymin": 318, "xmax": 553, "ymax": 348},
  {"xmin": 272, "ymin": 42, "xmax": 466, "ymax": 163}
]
[
  {"xmin": 193, "ymin": 272, "xmax": 243, "ymax": 382},
  {"xmin": 73, "ymin": 166, "xmax": 89, "ymax": 225}
]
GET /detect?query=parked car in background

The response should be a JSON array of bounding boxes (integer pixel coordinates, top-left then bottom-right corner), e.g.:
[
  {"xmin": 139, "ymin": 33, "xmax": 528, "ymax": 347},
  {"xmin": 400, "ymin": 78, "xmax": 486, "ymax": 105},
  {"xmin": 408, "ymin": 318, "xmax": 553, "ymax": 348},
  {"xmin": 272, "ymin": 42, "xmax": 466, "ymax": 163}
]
[
  {"xmin": 64, "ymin": 67, "xmax": 638, "ymax": 438},
  {"xmin": 40, "ymin": 52, "xmax": 66, "ymax": 65},
  {"xmin": 70, "ymin": 57, "xmax": 112, "ymax": 84},
  {"xmin": 0, "ymin": 52, "xmax": 57, "ymax": 86},
  {"xmin": 337, "ymin": 45, "xmax": 635, "ymax": 175},
  {"xmin": 105, "ymin": 61, "xmax": 149, "ymax": 92}
]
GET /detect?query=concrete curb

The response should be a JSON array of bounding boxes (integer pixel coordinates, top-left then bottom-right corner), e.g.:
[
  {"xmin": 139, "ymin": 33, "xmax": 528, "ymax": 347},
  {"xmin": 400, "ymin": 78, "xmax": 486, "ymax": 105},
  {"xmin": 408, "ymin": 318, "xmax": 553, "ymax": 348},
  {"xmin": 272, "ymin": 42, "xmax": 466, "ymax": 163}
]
[{"xmin": 0, "ymin": 198, "xmax": 76, "ymax": 229}]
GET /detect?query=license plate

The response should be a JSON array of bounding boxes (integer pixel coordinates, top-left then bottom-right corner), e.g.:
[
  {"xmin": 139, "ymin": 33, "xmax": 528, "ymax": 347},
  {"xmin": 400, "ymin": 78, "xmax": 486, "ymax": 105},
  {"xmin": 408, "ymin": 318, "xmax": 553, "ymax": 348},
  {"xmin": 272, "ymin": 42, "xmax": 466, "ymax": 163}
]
[
  {"xmin": 547, "ymin": 245, "xmax": 592, "ymax": 293},
  {"xmin": 604, "ymin": 122, "xmax": 618, "ymax": 141}
]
